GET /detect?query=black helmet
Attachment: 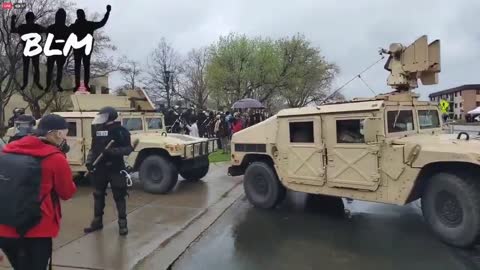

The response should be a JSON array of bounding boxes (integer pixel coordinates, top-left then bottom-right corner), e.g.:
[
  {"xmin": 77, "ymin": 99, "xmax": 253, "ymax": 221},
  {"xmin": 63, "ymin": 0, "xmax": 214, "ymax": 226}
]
[{"xmin": 92, "ymin": 106, "xmax": 118, "ymax": 125}]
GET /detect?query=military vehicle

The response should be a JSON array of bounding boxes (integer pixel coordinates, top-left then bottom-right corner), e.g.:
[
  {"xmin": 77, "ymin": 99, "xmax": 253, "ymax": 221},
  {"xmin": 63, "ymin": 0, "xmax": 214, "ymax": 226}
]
[
  {"xmin": 228, "ymin": 35, "xmax": 480, "ymax": 248},
  {"xmin": 4, "ymin": 89, "xmax": 216, "ymax": 194}
]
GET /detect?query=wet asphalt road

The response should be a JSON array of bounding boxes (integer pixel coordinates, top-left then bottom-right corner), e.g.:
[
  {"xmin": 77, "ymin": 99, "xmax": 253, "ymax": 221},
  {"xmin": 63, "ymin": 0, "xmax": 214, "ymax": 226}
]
[{"xmin": 172, "ymin": 192, "xmax": 480, "ymax": 270}]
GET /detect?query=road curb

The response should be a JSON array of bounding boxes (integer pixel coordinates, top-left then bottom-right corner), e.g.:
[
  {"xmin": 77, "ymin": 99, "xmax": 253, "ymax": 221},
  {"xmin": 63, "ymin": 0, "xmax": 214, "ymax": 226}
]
[{"xmin": 133, "ymin": 180, "xmax": 244, "ymax": 269}]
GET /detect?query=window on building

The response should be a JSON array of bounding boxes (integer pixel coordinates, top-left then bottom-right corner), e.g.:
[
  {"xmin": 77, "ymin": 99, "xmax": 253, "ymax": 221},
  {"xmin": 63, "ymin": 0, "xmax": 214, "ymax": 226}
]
[
  {"xmin": 418, "ymin": 110, "xmax": 440, "ymax": 129},
  {"xmin": 289, "ymin": 121, "xmax": 314, "ymax": 143},
  {"xmin": 387, "ymin": 110, "xmax": 415, "ymax": 133},
  {"xmin": 476, "ymin": 102, "xmax": 480, "ymax": 107},
  {"xmin": 455, "ymin": 92, "xmax": 458, "ymax": 97},
  {"xmin": 336, "ymin": 119, "xmax": 365, "ymax": 143},
  {"xmin": 67, "ymin": 121, "xmax": 77, "ymax": 137},
  {"xmin": 122, "ymin": 118, "xmax": 143, "ymax": 131},
  {"xmin": 477, "ymin": 90, "xmax": 480, "ymax": 95},
  {"xmin": 460, "ymin": 103, "xmax": 463, "ymax": 107},
  {"xmin": 455, "ymin": 103, "xmax": 458, "ymax": 108},
  {"xmin": 147, "ymin": 118, "xmax": 163, "ymax": 129}
]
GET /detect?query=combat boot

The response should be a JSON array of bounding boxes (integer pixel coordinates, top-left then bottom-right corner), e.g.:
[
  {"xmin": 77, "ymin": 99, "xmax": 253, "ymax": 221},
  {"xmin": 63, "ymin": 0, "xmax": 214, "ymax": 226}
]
[
  {"xmin": 84, "ymin": 216, "xmax": 103, "ymax": 234},
  {"xmin": 118, "ymin": 219, "xmax": 128, "ymax": 236}
]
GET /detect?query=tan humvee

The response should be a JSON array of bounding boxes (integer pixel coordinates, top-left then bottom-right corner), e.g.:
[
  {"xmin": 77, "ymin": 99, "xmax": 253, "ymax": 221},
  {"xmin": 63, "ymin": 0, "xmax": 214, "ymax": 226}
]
[
  {"xmin": 5, "ymin": 89, "xmax": 216, "ymax": 194},
  {"xmin": 229, "ymin": 36, "xmax": 480, "ymax": 248}
]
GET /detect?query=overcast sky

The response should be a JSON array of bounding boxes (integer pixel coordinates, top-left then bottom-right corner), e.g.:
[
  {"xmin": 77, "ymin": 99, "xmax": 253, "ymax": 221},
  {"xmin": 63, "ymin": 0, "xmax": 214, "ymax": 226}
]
[{"xmin": 75, "ymin": 0, "xmax": 480, "ymax": 100}]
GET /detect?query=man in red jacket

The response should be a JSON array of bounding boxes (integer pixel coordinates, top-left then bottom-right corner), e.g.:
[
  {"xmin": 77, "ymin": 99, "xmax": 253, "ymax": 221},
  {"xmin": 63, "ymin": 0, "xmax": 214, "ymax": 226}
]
[{"xmin": 0, "ymin": 114, "xmax": 77, "ymax": 270}]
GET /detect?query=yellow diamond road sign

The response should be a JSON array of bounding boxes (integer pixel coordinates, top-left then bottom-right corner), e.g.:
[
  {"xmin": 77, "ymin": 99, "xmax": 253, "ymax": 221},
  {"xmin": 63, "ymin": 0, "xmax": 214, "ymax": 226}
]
[{"xmin": 439, "ymin": 99, "xmax": 449, "ymax": 113}]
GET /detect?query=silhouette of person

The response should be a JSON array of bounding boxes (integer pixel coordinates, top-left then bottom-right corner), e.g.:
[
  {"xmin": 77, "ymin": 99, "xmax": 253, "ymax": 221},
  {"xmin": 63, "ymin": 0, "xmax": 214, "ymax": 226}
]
[
  {"xmin": 10, "ymin": 12, "xmax": 45, "ymax": 90},
  {"xmin": 45, "ymin": 8, "xmax": 71, "ymax": 92},
  {"xmin": 70, "ymin": 5, "xmax": 111, "ymax": 92}
]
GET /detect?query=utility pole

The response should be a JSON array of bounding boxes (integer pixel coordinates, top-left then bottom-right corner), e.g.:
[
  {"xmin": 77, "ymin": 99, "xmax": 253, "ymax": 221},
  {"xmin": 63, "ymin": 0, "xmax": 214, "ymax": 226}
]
[{"xmin": 164, "ymin": 63, "xmax": 172, "ymax": 108}]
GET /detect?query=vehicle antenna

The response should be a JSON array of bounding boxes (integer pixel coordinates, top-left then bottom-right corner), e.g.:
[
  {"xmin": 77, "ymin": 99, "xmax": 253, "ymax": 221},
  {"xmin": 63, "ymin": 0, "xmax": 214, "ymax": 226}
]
[{"xmin": 319, "ymin": 56, "xmax": 385, "ymax": 105}]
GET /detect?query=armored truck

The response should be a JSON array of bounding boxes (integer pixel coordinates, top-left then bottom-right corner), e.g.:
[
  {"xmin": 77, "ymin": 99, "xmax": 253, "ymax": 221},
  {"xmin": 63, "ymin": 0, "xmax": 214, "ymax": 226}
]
[
  {"xmin": 5, "ymin": 89, "xmax": 216, "ymax": 194},
  {"xmin": 228, "ymin": 36, "xmax": 480, "ymax": 248}
]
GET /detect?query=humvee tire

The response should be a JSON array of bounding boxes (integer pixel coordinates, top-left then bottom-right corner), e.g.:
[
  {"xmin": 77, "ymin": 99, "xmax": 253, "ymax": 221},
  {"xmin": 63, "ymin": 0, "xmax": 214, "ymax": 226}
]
[
  {"xmin": 180, "ymin": 157, "xmax": 209, "ymax": 181},
  {"xmin": 421, "ymin": 172, "xmax": 480, "ymax": 248},
  {"xmin": 139, "ymin": 155, "xmax": 178, "ymax": 194},
  {"xmin": 244, "ymin": 162, "xmax": 286, "ymax": 209}
]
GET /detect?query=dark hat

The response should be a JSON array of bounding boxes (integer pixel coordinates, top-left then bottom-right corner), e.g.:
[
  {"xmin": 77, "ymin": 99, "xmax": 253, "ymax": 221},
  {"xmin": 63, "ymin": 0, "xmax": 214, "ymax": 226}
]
[{"xmin": 36, "ymin": 114, "xmax": 68, "ymax": 135}]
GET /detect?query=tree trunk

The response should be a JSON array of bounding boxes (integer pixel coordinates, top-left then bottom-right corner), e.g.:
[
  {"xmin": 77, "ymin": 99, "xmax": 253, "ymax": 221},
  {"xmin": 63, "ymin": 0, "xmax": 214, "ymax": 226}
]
[{"xmin": 30, "ymin": 101, "xmax": 42, "ymax": 119}]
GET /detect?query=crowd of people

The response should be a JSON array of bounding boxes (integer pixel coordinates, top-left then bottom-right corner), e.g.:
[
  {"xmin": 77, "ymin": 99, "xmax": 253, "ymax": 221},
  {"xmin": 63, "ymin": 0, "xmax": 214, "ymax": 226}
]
[{"xmin": 162, "ymin": 108, "xmax": 268, "ymax": 152}]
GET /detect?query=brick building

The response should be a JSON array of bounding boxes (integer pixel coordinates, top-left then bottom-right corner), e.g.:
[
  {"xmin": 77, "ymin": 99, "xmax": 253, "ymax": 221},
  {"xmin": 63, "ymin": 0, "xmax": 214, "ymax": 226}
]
[{"xmin": 428, "ymin": 84, "xmax": 480, "ymax": 120}]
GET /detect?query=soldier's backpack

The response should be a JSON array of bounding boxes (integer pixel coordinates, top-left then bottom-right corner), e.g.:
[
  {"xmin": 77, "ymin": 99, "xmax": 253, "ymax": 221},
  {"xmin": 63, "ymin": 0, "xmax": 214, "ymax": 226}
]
[{"xmin": 0, "ymin": 152, "xmax": 49, "ymax": 236}]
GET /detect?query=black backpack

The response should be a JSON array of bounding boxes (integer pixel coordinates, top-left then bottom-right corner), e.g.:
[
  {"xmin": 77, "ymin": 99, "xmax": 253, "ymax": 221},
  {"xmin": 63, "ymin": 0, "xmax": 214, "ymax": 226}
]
[{"xmin": 0, "ymin": 153, "xmax": 50, "ymax": 236}]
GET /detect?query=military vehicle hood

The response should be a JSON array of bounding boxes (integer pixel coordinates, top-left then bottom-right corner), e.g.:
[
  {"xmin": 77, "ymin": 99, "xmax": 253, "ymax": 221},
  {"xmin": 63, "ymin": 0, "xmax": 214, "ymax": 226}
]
[
  {"xmin": 391, "ymin": 133, "xmax": 480, "ymax": 167},
  {"xmin": 231, "ymin": 116, "xmax": 277, "ymax": 143}
]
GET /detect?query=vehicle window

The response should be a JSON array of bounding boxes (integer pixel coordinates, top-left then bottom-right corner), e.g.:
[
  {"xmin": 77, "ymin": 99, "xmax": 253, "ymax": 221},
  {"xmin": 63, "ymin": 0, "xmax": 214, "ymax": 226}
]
[
  {"xmin": 387, "ymin": 110, "xmax": 415, "ymax": 133},
  {"xmin": 67, "ymin": 122, "xmax": 77, "ymax": 137},
  {"xmin": 147, "ymin": 118, "xmax": 163, "ymax": 129},
  {"xmin": 418, "ymin": 110, "xmax": 440, "ymax": 129},
  {"xmin": 122, "ymin": 118, "xmax": 143, "ymax": 131},
  {"xmin": 336, "ymin": 119, "xmax": 365, "ymax": 143},
  {"xmin": 289, "ymin": 121, "xmax": 314, "ymax": 143}
]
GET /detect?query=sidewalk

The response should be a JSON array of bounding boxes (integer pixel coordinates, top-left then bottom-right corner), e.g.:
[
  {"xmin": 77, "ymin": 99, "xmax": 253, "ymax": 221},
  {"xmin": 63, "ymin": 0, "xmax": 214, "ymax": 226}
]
[{"xmin": 0, "ymin": 163, "xmax": 242, "ymax": 270}]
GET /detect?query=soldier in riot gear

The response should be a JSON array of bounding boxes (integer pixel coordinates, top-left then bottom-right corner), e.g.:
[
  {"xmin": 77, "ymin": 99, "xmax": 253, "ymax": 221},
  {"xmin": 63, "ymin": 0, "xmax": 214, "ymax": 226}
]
[
  {"xmin": 7, "ymin": 108, "xmax": 25, "ymax": 128},
  {"xmin": 8, "ymin": 114, "xmax": 36, "ymax": 143},
  {"xmin": 84, "ymin": 106, "xmax": 133, "ymax": 236}
]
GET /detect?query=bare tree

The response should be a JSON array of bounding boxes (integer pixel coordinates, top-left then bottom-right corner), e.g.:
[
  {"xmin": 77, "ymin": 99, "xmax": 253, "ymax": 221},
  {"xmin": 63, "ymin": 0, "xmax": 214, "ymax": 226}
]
[
  {"xmin": 0, "ymin": 0, "xmax": 76, "ymax": 129},
  {"xmin": 177, "ymin": 47, "xmax": 210, "ymax": 110},
  {"xmin": 144, "ymin": 37, "xmax": 181, "ymax": 107},
  {"xmin": 119, "ymin": 56, "xmax": 142, "ymax": 90},
  {"xmin": 0, "ymin": 2, "xmax": 119, "ymax": 120}
]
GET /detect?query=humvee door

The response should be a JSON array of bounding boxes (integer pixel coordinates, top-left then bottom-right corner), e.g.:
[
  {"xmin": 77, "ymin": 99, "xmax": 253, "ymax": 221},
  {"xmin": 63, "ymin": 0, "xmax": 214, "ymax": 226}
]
[
  {"xmin": 279, "ymin": 116, "xmax": 326, "ymax": 186},
  {"xmin": 325, "ymin": 115, "xmax": 380, "ymax": 191},
  {"xmin": 65, "ymin": 118, "xmax": 85, "ymax": 165}
]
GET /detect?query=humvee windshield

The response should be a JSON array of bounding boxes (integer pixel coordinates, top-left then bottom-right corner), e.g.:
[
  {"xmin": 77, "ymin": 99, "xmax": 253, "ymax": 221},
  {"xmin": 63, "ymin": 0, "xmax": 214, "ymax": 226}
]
[
  {"xmin": 418, "ymin": 110, "xmax": 440, "ymax": 129},
  {"xmin": 146, "ymin": 118, "xmax": 163, "ymax": 130},
  {"xmin": 387, "ymin": 110, "xmax": 415, "ymax": 133},
  {"xmin": 122, "ymin": 118, "xmax": 143, "ymax": 131}
]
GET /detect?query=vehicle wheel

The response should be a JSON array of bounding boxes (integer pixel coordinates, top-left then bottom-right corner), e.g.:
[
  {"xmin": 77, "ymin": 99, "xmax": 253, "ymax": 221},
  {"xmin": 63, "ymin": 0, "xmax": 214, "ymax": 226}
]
[
  {"xmin": 180, "ymin": 164, "xmax": 209, "ymax": 181},
  {"xmin": 244, "ymin": 162, "xmax": 286, "ymax": 209},
  {"xmin": 421, "ymin": 172, "xmax": 480, "ymax": 247},
  {"xmin": 139, "ymin": 155, "xmax": 178, "ymax": 194}
]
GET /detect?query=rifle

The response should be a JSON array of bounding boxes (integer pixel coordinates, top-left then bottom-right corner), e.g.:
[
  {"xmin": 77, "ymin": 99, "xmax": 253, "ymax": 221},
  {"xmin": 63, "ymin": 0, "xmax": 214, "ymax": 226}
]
[{"xmin": 85, "ymin": 139, "xmax": 140, "ymax": 177}]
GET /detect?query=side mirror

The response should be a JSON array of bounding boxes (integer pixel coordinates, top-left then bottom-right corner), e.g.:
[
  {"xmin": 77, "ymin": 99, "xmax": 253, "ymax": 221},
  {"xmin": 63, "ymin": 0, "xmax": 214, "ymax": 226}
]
[{"xmin": 363, "ymin": 117, "xmax": 383, "ymax": 143}]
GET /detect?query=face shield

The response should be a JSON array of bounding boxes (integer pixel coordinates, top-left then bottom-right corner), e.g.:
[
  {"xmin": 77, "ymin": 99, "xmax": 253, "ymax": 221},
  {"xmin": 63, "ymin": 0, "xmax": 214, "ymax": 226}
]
[
  {"xmin": 15, "ymin": 120, "xmax": 33, "ymax": 129},
  {"xmin": 92, "ymin": 113, "xmax": 109, "ymax": 125},
  {"xmin": 14, "ymin": 120, "xmax": 34, "ymax": 135}
]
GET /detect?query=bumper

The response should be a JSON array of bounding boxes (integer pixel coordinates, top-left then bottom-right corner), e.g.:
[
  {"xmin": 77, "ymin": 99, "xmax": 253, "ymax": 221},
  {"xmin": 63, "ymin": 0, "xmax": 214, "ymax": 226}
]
[
  {"xmin": 228, "ymin": 165, "xmax": 244, "ymax": 176},
  {"xmin": 180, "ymin": 155, "xmax": 209, "ymax": 171},
  {"xmin": 183, "ymin": 139, "xmax": 217, "ymax": 159}
]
